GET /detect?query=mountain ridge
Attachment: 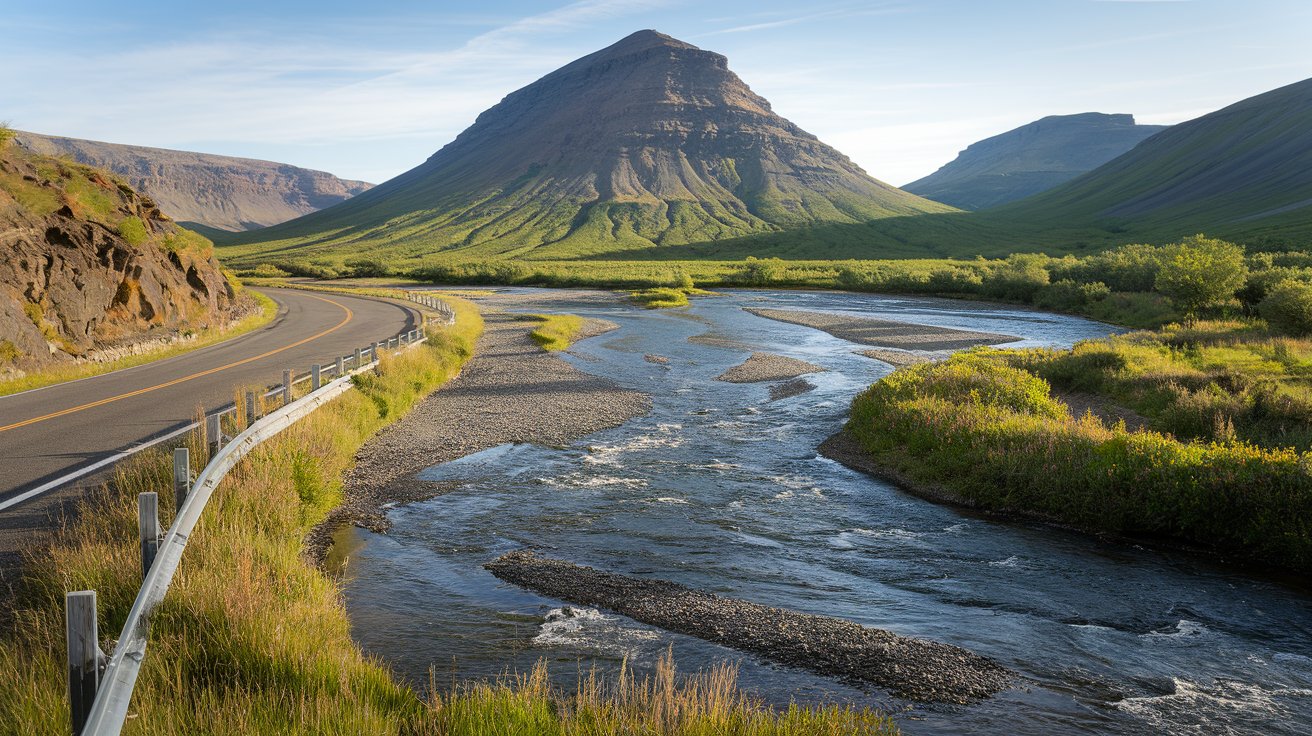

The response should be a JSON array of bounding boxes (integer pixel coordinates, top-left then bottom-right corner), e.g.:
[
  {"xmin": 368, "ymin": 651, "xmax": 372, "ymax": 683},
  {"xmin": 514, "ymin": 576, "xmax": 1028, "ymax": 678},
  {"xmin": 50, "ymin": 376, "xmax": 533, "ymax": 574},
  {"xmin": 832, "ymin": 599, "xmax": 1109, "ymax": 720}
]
[
  {"xmin": 14, "ymin": 131, "xmax": 373, "ymax": 232},
  {"xmin": 904, "ymin": 113, "xmax": 1168, "ymax": 210}
]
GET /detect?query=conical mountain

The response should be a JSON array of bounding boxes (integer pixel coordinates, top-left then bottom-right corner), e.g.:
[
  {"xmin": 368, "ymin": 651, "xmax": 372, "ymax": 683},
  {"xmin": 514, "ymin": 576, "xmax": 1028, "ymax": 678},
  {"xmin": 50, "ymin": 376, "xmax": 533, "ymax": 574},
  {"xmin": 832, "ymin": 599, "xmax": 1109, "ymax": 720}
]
[
  {"xmin": 904, "ymin": 113, "xmax": 1167, "ymax": 211},
  {"xmin": 227, "ymin": 30, "xmax": 952, "ymax": 263}
]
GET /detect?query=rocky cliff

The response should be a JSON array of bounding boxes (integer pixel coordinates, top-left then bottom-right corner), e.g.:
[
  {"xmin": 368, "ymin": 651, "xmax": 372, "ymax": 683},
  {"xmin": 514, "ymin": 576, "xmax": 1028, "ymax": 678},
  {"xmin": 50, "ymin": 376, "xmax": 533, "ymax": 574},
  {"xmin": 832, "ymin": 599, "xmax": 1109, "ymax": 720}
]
[
  {"xmin": 224, "ymin": 29, "xmax": 953, "ymax": 263},
  {"xmin": 905, "ymin": 113, "xmax": 1168, "ymax": 210},
  {"xmin": 13, "ymin": 132, "xmax": 373, "ymax": 232},
  {"xmin": 0, "ymin": 139, "xmax": 243, "ymax": 372}
]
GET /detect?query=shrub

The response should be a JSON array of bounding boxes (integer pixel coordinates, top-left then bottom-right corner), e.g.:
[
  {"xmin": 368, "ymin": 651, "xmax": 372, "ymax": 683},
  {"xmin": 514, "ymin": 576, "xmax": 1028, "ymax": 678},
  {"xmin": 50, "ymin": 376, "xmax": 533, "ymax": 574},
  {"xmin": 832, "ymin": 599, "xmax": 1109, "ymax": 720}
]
[
  {"xmin": 1034, "ymin": 280, "xmax": 1111, "ymax": 311},
  {"xmin": 982, "ymin": 253, "xmax": 1050, "ymax": 302},
  {"xmin": 1155, "ymin": 235, "xmax": 1248, "ymax": 317},
  {"xmin": 735, "ymin": 257, "xmax": 787, "ymax": 286},
  {"xmin": 1260, "ymin": 280, "xmax": 1312, "ymax": 336},
  {"xmin": 0, "ymin": 122, "xmax": 14, "ymax": 146}
]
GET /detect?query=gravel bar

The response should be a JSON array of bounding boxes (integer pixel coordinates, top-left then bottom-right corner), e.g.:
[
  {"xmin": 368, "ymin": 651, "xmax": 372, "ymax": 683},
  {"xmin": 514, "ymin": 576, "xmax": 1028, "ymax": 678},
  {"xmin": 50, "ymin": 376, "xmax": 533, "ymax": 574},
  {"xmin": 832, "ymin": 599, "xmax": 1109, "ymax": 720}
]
[
  {"xmin": 747, "ymin": 308, "xmax": 1018, "ymax": 351},
  {"xmin": 485, "ymin": 550, "xmax": 1013, "ymax": 703},
  {"xmin": 858, "ymin": 349, "xmax": 938, "ymax": 367},
  {"xmin": 716, "ymin": 352, "xmax": 825, "ymax": 383},
  {"xmin": 307, "ymin": 308, "xmax": 650, "ymax": 562}
]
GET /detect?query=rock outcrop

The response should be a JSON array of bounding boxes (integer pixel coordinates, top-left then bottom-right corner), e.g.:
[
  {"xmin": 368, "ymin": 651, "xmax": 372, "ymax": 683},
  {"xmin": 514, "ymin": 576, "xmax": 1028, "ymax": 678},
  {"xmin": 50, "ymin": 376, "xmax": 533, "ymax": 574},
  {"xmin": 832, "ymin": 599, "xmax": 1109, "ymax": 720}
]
[
  {"xmin": 14, "ymin": 132, "xmax": 373, "ymax": 232},
  {"xmin": 0, "ymin": 142, "xmax": 242, "ymax": 371}
]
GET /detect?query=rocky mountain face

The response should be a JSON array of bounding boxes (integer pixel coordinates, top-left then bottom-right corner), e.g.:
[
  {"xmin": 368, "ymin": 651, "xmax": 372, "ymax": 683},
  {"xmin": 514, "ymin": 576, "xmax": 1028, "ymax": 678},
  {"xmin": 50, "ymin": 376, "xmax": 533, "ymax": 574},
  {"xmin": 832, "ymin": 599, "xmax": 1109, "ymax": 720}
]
[
  {"xmin": 226, "ymin": 29, "xmax": 952, "ymax": 263},
  {"xmin": 0, "ymin": 140, "xmax": 243, "ymax": 372},
  {"xmin": 14, "ymin": 132, "xmax": 373, "ymax": 232},
  {"xmin": 905, "ymin": 113, "xmax": 1167, "ymax": 210}
]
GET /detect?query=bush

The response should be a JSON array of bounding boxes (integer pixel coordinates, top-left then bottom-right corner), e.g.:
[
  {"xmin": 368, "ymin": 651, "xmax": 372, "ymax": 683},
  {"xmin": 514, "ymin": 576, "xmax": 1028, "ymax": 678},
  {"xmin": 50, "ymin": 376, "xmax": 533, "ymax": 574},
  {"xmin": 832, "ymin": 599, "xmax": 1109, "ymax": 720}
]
[
  {"xmin": 735, "ymin": 257, "xmax": 787, "ymax": 286},
  {"xmin": 0, "ymin": 123, "xmax": 14, "ymax": 146},
  {"xmin": 982, "ymin": 253, "xmax": 1050, "ymax": 302},
  {"xmin": 1034, "ymin": 280, "xmax": 1111, "ymax": 311},
  {"xmin": 1155, "ymin": 235, "xmax": 1248, "ymax": 317},
  {"xmin": 1260, "ymin": 280, "xmax": 1312, "ymax": 336}
]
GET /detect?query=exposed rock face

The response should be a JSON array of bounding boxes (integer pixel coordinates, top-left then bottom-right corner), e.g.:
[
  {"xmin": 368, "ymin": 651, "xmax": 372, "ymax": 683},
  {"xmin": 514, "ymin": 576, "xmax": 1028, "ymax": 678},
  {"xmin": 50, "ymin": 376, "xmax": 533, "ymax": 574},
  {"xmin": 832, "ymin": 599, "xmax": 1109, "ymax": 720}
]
[
  {"xmin": 230, "ymin": 29, "xmax": 952, "ymax": 261},
  {"xmin": 0, "ymin": 145, "xmax": 239, "ymax": 370},
  {"xmin": 905, "ymin": 113, "xmax": 1168, "ymax": 210},
  {"xmin": 14, "ymin": 132, "xmax": 373, "ymax": 232}
]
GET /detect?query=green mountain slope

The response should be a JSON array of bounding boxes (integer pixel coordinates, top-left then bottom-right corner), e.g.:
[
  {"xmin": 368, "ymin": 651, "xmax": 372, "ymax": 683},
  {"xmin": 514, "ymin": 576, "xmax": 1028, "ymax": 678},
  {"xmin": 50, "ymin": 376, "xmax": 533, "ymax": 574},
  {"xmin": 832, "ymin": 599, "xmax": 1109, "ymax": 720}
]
[
  {"xmin": 904, "ymin": 113, "xmax": 1167, "ymax": 210},
  {"xmin": 991, "ymin": 76, "xmax": 1312, "ymax": 246},
  {"xmin": 222, "ymin": 30, "xmax": 952, "ymax": 266}
]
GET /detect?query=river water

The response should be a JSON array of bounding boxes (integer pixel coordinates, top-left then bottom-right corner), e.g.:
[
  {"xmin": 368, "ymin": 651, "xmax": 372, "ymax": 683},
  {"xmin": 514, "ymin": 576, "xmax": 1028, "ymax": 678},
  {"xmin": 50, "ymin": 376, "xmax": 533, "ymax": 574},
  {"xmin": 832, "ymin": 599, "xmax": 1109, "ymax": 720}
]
[{"xmin": 340, "ymin": 289, "xmax": 1312, "ymax": 735}]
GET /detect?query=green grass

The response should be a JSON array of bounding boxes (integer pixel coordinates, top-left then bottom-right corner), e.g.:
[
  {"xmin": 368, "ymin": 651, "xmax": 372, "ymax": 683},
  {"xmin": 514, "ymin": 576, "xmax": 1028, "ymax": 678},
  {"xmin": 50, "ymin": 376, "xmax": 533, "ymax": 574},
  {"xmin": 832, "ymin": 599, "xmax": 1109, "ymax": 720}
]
[
  {"xmin": 0, "ymin": 296, "xmax": 896, "ymax": 734},
  {"xmin": 846, "ymin": 340, "xmax": 1312, "ymax": 573},
  {"xmin": 0, "ymin": 290, "xmax": 277, "ymax": 398},
  {"xmin": 523, "ymin": 313, "xmax": 584, "ymax": 351},
  {"xmin": 630, "ymin": 287, "xmax": 692, "ymax": 309}
]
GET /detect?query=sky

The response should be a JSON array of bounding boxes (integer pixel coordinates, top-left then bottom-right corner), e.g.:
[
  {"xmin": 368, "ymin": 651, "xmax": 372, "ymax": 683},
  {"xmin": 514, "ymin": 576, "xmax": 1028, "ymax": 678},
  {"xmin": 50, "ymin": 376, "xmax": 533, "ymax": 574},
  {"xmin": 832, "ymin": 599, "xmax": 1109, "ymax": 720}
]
[{"xmin": 2, "ymin": 0, "xmax": 1308, "ymax": 186}]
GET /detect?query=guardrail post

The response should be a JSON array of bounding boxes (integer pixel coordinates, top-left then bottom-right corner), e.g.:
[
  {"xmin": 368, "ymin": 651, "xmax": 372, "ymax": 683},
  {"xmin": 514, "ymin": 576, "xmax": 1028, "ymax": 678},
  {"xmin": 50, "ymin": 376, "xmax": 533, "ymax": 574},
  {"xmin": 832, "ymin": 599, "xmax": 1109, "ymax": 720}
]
[
  {"xmin": 311, "ymin": 364, "xmax": 321, "ymax": 391},
  {"xmin": 139, "ymin": 493, "xmax": 160, "ymax": 577},
  {"xmin": 354, "ymin": 347, "xmax": 363, "ymax": 369},
  {"xmin": 206, "ymin": 413, "xmax": 221, "ymax": 458},
  {"xmin": 173, "ymin": 448, "xmax": 190, "ymax": 508},
  {"xmin": 66, "ymin": 590, "xmax": 102, "ymax": 735},
  {"xmin": 375, "ymin": 341, "xmax": 384, "ymax": 360},
  {"xmin": 282, "ymin": 370, "xmax": 293, "ymax": 404},
  {"xmin": 336, "ymin": 356, "xmax": 345, "ymax": 377},
  {"xmin": 245, "ymin": 391, "xmax": 257, "ymax": 425}
]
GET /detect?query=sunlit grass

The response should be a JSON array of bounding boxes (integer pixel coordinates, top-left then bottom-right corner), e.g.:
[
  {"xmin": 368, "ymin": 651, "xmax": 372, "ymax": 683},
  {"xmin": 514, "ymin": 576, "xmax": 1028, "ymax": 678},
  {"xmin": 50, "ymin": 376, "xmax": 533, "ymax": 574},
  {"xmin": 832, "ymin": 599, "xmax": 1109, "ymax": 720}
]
[{"xmin": 522, "ymin": 313, "xmax": 584, "ymax": 351}]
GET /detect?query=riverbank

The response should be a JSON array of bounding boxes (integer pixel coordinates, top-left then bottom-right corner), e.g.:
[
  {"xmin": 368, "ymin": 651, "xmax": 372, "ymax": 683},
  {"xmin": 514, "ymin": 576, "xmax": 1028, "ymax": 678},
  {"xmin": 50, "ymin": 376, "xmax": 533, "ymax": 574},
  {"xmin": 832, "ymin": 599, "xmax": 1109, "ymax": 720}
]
[
  {"xmin": 309, "ymin": 306, "xmax": 651, "ymax": 562},
  {"xmin": 746, "ymin": 308, "xmax": 1019, "ymax": 351}
]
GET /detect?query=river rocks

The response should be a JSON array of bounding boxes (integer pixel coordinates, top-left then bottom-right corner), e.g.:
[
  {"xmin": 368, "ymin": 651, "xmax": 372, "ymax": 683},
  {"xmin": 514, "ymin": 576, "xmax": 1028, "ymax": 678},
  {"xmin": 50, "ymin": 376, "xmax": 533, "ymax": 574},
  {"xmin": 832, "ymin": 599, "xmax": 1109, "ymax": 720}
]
[
  {"xmin": 746, "ymin": 308, "xmax": 1017, "ymax": 351},
  {"xmin": 485, "ymin": 550, "xmax": 1013, "ymax": 704},
  {"xmin": 716, "ymin": 352, "xmax": 825, "ymax": 383},
  {"xmin": 769, "ymin": 377, "xmax": 816, "ymax": 401},
  {"xmin": 858, "ymin": 349, "xmax": 937, "ymax": 367}
]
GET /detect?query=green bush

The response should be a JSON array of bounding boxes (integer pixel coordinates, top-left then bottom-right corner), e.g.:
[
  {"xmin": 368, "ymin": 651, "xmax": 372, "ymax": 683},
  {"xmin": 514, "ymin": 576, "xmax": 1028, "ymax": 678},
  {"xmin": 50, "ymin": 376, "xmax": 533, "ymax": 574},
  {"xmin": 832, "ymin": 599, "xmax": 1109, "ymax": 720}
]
[
  {"xmin": 1261, "ymin": 280, "xmax": 1312, "ymax": 336},
  {"xmin": 982, "ymin": 253, "xmax": 1050, "ymax": 302},
  {"xmin": 1155, "ymin": 235, "xmax": 1248, "ymax": 317},
  {"xmin": 1034, "ymin": 279, "xmax": 1111, "ymax": 311},
  {"xmin": 0, "ymin": 123, "xmax": 14, "ymax": 146}
]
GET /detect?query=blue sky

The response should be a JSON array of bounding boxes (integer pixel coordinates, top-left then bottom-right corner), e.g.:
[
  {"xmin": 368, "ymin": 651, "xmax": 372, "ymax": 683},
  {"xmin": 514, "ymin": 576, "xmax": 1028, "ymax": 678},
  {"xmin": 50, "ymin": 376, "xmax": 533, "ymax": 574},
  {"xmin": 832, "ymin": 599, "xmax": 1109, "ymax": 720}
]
[{"xmin": 2, "ymin": 0, "xmax": 1307, "ymax": 186}]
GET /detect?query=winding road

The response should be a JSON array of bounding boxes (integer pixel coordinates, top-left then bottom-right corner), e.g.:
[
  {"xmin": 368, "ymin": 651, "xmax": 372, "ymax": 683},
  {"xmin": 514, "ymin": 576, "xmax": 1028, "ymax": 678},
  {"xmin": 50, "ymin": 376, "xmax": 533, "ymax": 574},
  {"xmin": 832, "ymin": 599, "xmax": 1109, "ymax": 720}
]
[{"xmin": 0, "ymin": 287, "xmax": 419, "ymax": 572}]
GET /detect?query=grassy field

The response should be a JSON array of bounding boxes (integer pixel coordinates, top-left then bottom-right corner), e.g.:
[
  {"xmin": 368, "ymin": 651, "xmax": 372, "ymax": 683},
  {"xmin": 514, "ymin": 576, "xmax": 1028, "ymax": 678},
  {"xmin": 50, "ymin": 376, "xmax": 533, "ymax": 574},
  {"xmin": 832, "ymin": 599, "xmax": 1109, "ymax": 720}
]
[
  {"xmin": 0, "ymin": 288, "xmax": 277, "ymax": 398},
  {"xmin": 0, "ymin": 295, "xmax": 897, "ymax": 735}
]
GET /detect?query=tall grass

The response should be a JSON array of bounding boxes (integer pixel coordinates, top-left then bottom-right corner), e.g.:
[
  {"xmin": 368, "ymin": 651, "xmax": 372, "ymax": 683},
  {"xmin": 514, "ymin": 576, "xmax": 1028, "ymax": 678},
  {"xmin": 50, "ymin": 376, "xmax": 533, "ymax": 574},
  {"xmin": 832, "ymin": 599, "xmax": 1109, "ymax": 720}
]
[
  {"xmin": 0, "ymin": 296, "xmax": 894, "ymax": 734},
  {"xmin": 847, "ymin": 350, "xmax": 1312, "ymax": 572}
]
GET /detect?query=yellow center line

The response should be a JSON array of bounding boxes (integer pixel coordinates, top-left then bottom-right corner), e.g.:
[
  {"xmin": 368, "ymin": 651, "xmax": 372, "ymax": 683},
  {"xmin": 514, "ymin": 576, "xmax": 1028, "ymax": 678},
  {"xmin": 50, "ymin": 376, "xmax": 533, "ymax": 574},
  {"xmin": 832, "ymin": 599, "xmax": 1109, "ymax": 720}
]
[{"xmin": 0, "ymin": 293, "xmax": 354, "ymax": 434}]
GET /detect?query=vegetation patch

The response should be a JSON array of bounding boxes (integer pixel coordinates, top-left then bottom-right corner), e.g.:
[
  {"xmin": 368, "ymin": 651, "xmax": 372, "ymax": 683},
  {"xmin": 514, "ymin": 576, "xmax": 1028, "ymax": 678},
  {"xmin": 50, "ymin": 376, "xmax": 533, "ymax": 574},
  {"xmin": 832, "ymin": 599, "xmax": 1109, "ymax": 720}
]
[
  {"xmin": 630, "ymin": 287, "xmax": 692, "ymax": 308},
  {"xmin": 523, "ymin": 313, "xmax": 584, "ymax": 351},
  {"xmin": 846, "ymin": 344, "xmax": 1312, "ymax": 573},
  {"xmin": 116, "ymin": 215, "xmax": 148, "ymax": 246}
]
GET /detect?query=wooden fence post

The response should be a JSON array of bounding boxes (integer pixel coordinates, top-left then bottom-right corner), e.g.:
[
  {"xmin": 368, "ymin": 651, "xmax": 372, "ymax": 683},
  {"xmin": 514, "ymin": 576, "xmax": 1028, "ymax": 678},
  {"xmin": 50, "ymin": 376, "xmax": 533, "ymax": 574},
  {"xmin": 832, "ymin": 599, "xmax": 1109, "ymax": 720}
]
[
  {"xmin": 173, "ymin": 447, "xmax": 190, "ymax": 508},
  {"xmin": 311, "ymin": 364, "xmax": 321, "ymax": 391},
  {"xmin": 206, "ymin": 413, "xmax": 221, "ymax": 458},
  {"xmin": 66, "ymin": 590, "xmax": 102, "ymax": 735},
  {"xmin": 138, "ymin": 492, "xmax": 160, "ymax": 578},
  {"xmin": 336, "ymin": 355, "xmax": 345, "ymax": 377}
]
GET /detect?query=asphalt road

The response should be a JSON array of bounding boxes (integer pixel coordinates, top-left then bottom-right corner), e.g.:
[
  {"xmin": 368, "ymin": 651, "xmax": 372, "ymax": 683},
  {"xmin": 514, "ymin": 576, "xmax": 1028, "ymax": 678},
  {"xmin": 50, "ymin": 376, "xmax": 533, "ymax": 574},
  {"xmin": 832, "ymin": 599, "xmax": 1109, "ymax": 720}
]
[{"xmin": 0, "ymin": 287, "xmax": 419, "ymax": 554}]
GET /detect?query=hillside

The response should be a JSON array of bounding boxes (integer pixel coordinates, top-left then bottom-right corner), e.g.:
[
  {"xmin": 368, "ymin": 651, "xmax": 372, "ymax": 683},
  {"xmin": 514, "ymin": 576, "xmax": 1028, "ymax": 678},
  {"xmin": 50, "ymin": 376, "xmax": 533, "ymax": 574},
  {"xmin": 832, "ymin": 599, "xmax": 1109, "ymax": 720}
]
[
  {"xmin": 0, "ymin": 133, "xmax": 242, "ymax": 373},
  {"xmin": 991, "ymin": 77, "xmax": 1312, "ymax": 247},
  {"xmin": 14, "ymin": 131, "xmax": 373, "ymax": 232},
  {"xmin": 904, "ymin": 113, "xmax": 1167, "ymax": 210},
  {"xmin": 221, "ymin": 30, "xmax": 953, "ymax": 267}
]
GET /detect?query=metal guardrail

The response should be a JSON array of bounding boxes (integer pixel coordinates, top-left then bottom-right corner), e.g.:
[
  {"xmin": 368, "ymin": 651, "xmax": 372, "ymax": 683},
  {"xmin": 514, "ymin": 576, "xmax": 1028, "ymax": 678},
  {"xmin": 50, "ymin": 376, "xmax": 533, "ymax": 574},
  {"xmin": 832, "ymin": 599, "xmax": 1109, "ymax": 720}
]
[{"xmin": 64, "ymin": 291, "xmax": 453, "ymax": 735}]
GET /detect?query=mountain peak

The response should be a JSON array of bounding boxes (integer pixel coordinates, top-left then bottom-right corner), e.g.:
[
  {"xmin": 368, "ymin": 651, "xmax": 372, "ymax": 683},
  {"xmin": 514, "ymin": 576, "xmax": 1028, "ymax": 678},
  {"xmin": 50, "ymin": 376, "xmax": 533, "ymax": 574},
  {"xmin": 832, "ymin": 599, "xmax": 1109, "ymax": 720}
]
[{"xmin": 231, "ymin": 32, "xmax": 951, "ymax": 260}]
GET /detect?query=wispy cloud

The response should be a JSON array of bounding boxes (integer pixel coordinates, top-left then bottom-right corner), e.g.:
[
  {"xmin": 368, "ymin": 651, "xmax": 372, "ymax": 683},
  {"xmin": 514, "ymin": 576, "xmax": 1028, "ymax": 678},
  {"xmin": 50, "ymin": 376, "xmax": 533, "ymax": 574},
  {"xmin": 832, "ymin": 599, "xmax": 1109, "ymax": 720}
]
[{"xmin": 703, "ymin": 2, "xmax": 906, "ymax": 36}]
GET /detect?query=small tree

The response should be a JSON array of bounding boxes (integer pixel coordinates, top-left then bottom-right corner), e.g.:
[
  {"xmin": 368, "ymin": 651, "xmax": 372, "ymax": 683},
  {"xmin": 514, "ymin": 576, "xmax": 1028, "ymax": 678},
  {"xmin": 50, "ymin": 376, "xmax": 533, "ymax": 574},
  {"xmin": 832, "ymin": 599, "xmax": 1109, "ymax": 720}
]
[{"xmin": 1153, "ymin": 235, "xmax": 1247, "ymax": 317}]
